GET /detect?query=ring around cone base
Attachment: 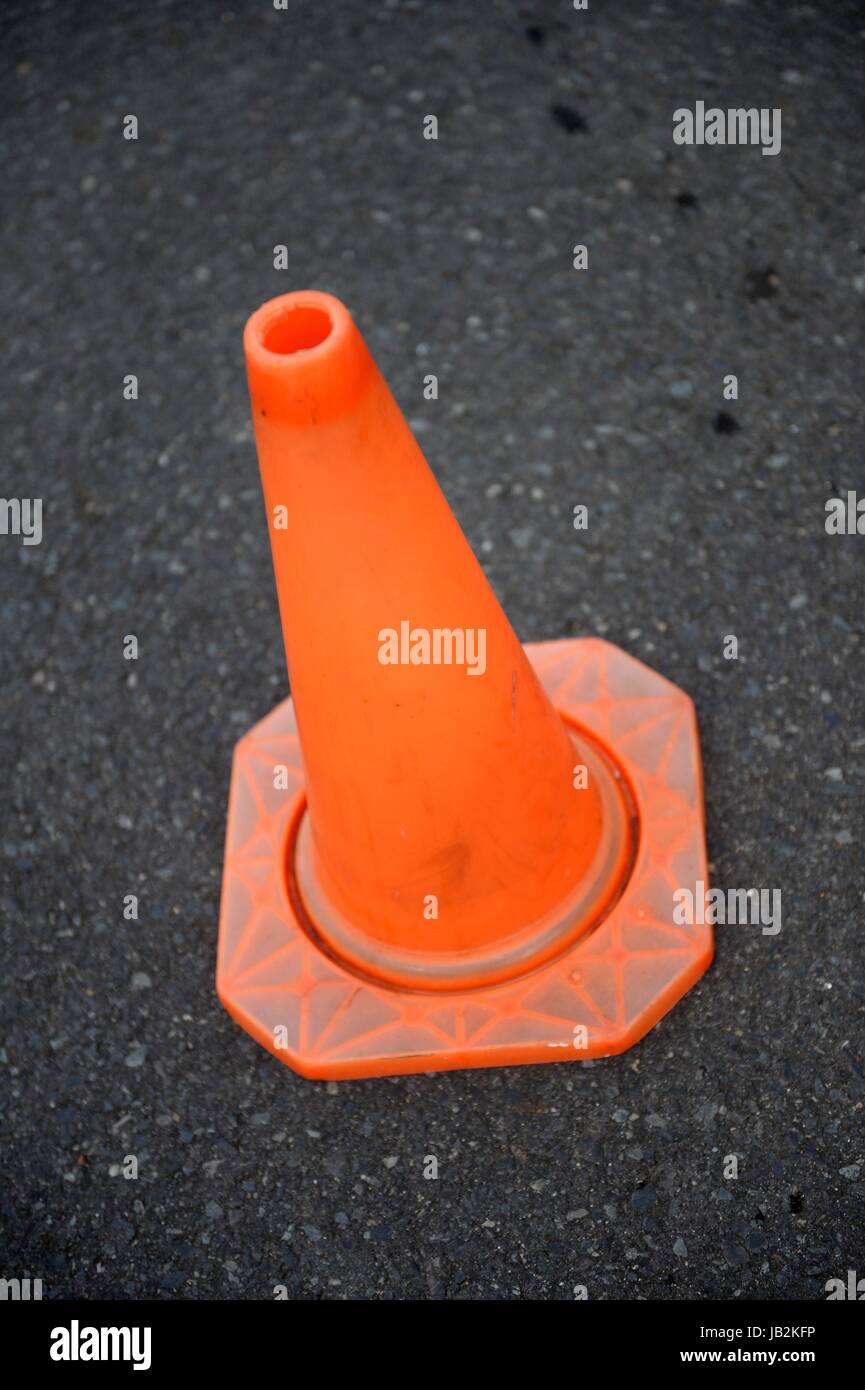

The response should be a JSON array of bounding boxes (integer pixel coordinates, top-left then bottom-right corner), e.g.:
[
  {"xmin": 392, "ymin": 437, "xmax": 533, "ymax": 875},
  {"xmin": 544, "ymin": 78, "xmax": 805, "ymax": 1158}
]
[{"xmin": 294, "ymin": 729, "xmax": 635, "ymax": 992}]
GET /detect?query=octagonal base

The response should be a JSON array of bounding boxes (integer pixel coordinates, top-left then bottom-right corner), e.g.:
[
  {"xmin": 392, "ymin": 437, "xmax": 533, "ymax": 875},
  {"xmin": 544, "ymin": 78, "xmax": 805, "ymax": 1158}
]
[{"xmin": 216, "ymin": 639, "xmax": 713, "ymax": 1079}]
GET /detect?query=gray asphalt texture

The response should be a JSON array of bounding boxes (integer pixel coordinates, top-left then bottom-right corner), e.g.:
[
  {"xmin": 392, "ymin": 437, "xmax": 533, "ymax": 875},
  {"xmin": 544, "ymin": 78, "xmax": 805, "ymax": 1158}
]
[{"xmin": 1, "ymin": 0, "xmax": 864, "ymax": 1302}]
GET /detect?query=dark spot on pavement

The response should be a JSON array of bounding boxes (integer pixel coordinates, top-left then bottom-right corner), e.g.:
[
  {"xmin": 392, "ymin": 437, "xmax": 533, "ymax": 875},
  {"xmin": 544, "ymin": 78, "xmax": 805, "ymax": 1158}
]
[{"xmin": 550, "ymin": 103, "xmax": 588, "ymax": 134}]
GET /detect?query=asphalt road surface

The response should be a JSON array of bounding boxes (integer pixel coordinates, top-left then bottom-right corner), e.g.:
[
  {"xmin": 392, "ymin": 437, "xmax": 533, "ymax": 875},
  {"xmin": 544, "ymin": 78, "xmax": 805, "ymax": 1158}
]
[{"xmin": 1, "ymin": 0, "xmax": 863, "ymax": 1300}]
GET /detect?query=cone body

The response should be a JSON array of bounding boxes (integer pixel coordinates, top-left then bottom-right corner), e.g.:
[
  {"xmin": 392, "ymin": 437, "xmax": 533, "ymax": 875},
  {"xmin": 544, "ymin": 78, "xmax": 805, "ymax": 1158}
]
[{"xmin": 244, "ymin": 292, "xmax": 607, "ymax": 982}]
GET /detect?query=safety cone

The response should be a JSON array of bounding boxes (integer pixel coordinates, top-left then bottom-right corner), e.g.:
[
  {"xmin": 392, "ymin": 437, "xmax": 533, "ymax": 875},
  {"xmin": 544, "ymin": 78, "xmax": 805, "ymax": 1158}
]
[{"xmin": 217, "ymin": 291, "xmax": 712, "ymax": 1079}]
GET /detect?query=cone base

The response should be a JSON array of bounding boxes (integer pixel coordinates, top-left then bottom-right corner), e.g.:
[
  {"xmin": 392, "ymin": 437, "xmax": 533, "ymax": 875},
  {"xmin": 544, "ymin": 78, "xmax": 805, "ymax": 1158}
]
[{"xmin": 217, "ymin": 639, "xmax": 713, "ymax": 1080}]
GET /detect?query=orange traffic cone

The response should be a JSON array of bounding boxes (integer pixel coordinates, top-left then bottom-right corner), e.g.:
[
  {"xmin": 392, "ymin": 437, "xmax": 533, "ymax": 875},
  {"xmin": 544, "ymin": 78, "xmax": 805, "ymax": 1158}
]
[{"xmin": 217, "ymin": 291, "xmax": 712, "ymax": 1079}]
